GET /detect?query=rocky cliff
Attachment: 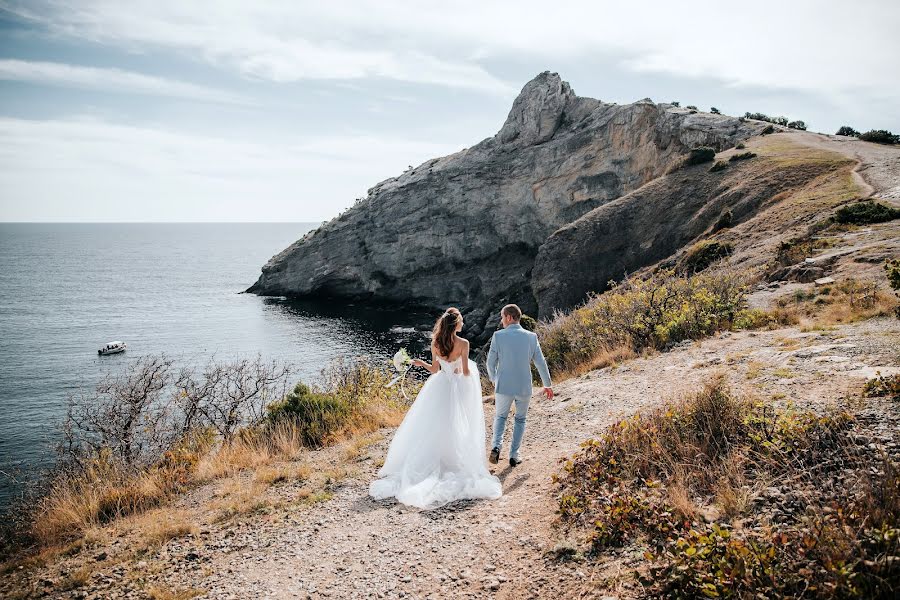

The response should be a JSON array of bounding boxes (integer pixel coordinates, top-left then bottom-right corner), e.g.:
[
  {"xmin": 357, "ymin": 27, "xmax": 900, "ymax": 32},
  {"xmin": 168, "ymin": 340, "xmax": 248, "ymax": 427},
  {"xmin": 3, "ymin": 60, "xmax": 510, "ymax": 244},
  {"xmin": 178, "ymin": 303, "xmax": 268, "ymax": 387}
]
[
  {"xmin": 531, "ymin": 135, "xmax": 858, "ymax": 315},
  {"xmin": 248, "ymin": 72, "xmax": 762, "ymax": 342}
]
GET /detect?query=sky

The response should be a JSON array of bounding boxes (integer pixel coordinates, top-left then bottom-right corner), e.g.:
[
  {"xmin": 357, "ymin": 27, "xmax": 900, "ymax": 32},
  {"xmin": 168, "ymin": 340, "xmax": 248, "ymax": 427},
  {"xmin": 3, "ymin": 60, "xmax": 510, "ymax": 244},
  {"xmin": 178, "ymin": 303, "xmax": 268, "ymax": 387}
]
[{"xmin": 0, "ymin": 1, "xmax": 898, "ymax": 223}]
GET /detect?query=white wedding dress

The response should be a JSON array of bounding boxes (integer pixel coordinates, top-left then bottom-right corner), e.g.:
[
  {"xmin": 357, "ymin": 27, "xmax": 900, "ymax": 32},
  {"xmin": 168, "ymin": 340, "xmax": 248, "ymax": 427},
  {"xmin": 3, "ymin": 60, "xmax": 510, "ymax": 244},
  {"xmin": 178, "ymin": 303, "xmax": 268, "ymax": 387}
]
[{"xmin": 369, "ymin": 355, "xmax": 502, "ymax": 509}]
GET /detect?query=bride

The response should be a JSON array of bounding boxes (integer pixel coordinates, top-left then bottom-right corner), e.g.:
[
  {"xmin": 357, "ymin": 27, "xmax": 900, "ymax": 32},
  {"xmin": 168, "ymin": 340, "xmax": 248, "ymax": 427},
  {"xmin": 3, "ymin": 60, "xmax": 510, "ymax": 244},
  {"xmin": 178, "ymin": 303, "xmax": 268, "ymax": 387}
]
[{"xmin": 369, "ymin": 307, "xmax": 502, "ymax": 509}]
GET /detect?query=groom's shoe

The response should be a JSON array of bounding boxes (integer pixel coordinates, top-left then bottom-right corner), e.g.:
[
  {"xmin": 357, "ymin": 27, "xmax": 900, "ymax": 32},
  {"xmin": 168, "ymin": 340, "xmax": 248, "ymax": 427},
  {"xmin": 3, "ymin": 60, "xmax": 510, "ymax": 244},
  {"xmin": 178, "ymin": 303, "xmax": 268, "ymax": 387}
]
[
  {"xmin": 489, "ymin": 447, "xmax": 500, "ymax": 464},
  {"xmin": 509, "ymin": 456, "xmax": 523, "ymax": 467}
]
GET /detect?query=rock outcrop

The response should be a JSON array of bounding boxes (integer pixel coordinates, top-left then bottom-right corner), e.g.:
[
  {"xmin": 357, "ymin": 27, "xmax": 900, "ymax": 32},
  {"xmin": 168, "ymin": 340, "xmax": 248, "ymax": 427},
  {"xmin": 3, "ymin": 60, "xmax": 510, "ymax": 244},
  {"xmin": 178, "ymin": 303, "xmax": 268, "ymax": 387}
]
[{"xmin": 249, "ymin": 72, "xmax": 762, "ymax": 342}]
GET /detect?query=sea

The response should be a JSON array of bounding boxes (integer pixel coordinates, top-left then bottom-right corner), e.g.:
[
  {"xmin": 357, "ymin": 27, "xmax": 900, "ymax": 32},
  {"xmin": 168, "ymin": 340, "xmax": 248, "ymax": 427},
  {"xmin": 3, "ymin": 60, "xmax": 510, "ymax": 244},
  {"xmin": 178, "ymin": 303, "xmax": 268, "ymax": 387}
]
[{"xmin": 0, "ymin": 223, "xmax": 432, "ymax": 511}]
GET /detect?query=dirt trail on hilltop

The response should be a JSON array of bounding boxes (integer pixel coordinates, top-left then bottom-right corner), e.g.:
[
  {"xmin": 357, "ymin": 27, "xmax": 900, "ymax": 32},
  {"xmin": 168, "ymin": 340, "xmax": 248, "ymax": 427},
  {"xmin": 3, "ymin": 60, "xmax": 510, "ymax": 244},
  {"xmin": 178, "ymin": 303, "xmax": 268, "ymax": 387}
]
[{"xmin": 785, "ymin": 130, "xmax": 900, "ymax": 203}]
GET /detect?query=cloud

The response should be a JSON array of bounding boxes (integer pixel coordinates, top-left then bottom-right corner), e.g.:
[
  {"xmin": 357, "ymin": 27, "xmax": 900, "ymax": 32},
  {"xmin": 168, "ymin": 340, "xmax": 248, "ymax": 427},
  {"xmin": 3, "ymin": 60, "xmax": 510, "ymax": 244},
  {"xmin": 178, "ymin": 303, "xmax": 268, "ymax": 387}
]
[
  {"xmin": 0, "ymin": 59, "xmax": 250, "ymax": 104},
  {"xmin": 0, "ymin": 116, "xmax": 463, "ymax": 221},
  {"xmin": 4, "ymin": 0, "xmax": 897, "ymax": 102},
  {"xmin": 0, "ymin": 1, "xmax": 515, "ymax": 95}
]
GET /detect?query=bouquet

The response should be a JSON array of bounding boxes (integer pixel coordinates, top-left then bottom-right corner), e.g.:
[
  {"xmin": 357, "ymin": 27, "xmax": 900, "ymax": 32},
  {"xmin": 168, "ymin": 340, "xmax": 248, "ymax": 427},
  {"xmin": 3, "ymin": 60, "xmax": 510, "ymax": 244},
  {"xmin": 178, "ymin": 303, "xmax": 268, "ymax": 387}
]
[{"xmin": 386, "ymin": 347, "xmax": 413, "ymax": 398}]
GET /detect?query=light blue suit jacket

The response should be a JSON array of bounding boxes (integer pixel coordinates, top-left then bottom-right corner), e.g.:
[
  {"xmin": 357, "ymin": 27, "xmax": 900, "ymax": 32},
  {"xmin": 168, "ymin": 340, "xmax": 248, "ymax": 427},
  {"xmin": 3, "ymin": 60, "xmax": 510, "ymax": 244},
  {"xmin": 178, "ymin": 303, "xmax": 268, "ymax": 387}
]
[{"xmin": 486, "ymin": 323, "xmax": 552, "ymax": 397}]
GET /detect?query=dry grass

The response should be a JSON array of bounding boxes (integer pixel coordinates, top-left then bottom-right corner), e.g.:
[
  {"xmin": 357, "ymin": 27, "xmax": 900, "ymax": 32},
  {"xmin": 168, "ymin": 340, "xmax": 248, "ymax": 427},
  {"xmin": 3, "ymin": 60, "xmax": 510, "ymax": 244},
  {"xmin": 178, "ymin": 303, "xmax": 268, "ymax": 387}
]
[
  {"xmin": 342, "ymin": 432, "xmax": 383, "ymax": 462},
  {"xmin": 745, "ymin": 360, "xmax": 765, "ymax": 379},
  {"xmin": 136, "ymin": 509, "xmax": 198, "ymax": 551},
  {"xmin": 554, "ymin": 344, "xmax": 638, "ymax": 382},
  {"xmin": 58, "ymin": 565, "xmax": 94, "ymax": 591},
  {"xmin": 212, "ymin": 481, "xmax": 269, "ymax": 522},
  {"xmin": 147, "ymin": 585, "xmax": 205, "ymax": 600},
  {"xmin": 772, "ymin": 279, "xmax": 897, "ymax": 329},
  {"xmin": 29, "ymin": 460, "xmax": 170, "ymax": 548}
]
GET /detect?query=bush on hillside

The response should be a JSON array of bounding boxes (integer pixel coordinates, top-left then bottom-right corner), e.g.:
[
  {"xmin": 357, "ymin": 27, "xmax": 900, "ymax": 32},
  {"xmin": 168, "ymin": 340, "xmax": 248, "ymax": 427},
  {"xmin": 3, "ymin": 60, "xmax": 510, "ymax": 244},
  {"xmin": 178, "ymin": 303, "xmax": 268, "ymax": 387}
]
[
  {"xmin": 859, "ymin": 129, "xmax": 900, "ymax": 145},
  {"xmin": 708, "ymin": 161, "xmax": 728, "ymax": 173},
  {"xmin": 539, "ymin": 270, "xmax": 747, "ymax": 375},
  {"xmin": 671, "ymin": 101, "xmax": 680, "ymax": 107},
  {"xmin": 519, "ymin": 314, "xmax": 537, "ymax": 332},
  {"xmin": 713, "ymin": 210, "xmax": 733, "ymax": 230},
  {"xmin": 266, "ymin": 384, "xmax": 351, "ymax": 448},
  {"xmin": 773, "ymin": 116, "xmax": 789, "ymax": 126},
  {"xmin": 787, "ymin": 120, "xmax": 807, "ymax": 130},
  {"xmin": 834, "ymin": 200, "xmax": 900, "ymax": 225},
  {"xmin": 684, "ymin": 146, "xmax": 716, "ymax": 166},
  {"xmin": 679, "ymin": 240, "xmax": 734, "ymax": 273},
  {"xmin": 886, "ymin": 259, "xmax": 900, "ymax": 317},
  {"xmin": 710, "ymin": 107, "xmax": 720, "ymax": 114},
  {"xmin": 836, "ymin": 125, "xmax": 860, "ymax": 137},
  {"xmin": 685, "ymin": 105, "xmax": 697, "ymax": 110},
  {"xmin": 728, "ymin": 151, "xmax": 757, "ymax": 162},
  {"xmin": 761, "ymin": 124, "xmax": 775, "ymax": 135}
]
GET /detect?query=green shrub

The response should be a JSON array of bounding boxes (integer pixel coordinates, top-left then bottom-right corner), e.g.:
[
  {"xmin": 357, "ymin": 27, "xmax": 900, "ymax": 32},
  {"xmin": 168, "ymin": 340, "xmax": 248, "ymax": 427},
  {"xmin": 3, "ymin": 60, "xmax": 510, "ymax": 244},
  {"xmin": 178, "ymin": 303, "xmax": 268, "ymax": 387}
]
[
  {"xmin": 713, "ymin": 210, "xmax": 733, "ymax": 230},
  {"xmin": 686, "ymin": 105, "xmax": 698, "ymax": 110},
  {"xmin": 519, "ymin": 314, "xmax": 537, "ymax": 332},
  {"xmin": 728, "ymin": 151, "xmax": 757, "ymax": 162},
  {"xmin": 708, "ymin": 160, "xmax": 728, "ymax": 173},
  {"xmin": 266, "ymin": 360, "xmax": 409, "ymax": 447},
  {"xmin": 680, "ymin": 240, "xmax": 733, "ymax": 273},
  {"xmin": 863, "ymin": 373, "xmax": 900, "ymax": 400},
  {"xmin": 836, "ymin": 125, "xmax": 860, "ymax": 137},
  {"xmin": 859, "ymin": 129, "xmax": 899, "ymax": 145},
  {"xmin": 266, "ymin": 384, "xmax": 352, "ymax": 447},
  {"xmin": 671, "ymin": 101, "xmax": 680, "ymax": 107},
  {"xmin": 834, "ymin": 200, "xmax": 900, "ymax": 225},
  {"xmin": 735, "ymin": 142, "xmax": 745, "ymax": 149},
  {"xmin": 887, "ymin": 259, "xmax": 900, "ymax": 317},
  {"xmin": 745, "ymin": 112, "xmax": 771, "ymax": 122},
  {"xmin": 761, "ymin": 124, "xmax": 775, "ymax": 135},
  {"xmin": 773, "ymin": 116, "xmax": 789, "ymax": 126},
  {"xmin": 787, "ymin": 120, "xmax": 807, "ymax": 130},
  {"xmin": 685, "ymin": 146, "xmax": 716, "ymax": 166},
  {"xmin": 539, "ymin": 270, "xmax": 747, "ymax": 373},
  {"xmin": 710, "ymin": 107, "xmax": 720, "ymax": 114}
]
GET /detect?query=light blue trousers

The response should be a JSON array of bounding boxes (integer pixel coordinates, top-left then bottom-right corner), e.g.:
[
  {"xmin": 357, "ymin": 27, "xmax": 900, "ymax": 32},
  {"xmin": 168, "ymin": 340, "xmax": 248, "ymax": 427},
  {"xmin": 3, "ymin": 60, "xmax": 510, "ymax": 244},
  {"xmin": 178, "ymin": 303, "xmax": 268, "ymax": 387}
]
[{"xmin": 491, "ymin": 393, "xmax": 531, "ymax": 459}]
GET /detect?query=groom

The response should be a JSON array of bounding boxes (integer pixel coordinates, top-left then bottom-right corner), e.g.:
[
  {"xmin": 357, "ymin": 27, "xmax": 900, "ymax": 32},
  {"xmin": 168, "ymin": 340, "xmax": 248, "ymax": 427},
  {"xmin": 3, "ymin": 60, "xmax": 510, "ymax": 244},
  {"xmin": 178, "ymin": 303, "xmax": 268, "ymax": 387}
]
[{"xmin": 486, "ymin": 304, "xmax": 553, "ymax": 467}]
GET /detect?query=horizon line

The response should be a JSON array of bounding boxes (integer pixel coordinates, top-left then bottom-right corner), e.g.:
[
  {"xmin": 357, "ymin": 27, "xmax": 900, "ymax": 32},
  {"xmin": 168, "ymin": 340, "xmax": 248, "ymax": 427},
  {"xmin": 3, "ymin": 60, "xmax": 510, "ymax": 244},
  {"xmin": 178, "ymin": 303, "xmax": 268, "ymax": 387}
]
[{"xmin": 0, "ymin": 220, "xmax": 326, "ymax": 224}]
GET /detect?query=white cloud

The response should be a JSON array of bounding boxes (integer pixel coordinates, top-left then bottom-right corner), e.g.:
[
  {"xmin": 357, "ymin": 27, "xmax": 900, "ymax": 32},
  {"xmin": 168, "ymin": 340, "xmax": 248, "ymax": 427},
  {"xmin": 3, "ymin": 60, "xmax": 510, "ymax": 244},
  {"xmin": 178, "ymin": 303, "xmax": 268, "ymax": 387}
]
[
  {"xmin": 0, "ymin": 1, "xmax": 515, "ymax": 95},
  {"xmin": 4, "ymin": 0, "xmax": 898, "ymax": 101},
  {"xmin": 0, "ymin": 59, "xmax": 250, "ymax": 104},
  {"xmin": 0, "ymin": 117, "xmax": 463, "ymax": 221}
]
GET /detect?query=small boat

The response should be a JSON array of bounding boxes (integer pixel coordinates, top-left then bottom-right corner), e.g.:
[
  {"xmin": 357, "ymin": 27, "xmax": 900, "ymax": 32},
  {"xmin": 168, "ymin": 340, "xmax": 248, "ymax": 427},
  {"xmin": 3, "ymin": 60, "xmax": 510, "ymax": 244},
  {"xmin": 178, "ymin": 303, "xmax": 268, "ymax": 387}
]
[{"xmin": 98, "ymin": 341, "xmax": 126, "ymax": 355}]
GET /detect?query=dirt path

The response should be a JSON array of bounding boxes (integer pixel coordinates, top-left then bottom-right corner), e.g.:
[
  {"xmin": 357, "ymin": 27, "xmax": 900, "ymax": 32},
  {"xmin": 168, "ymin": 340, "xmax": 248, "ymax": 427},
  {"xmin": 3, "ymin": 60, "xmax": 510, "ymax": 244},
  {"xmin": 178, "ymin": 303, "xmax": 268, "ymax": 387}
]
[
  {"xmin": 132, "ymin": 318, "xmax": 897, "ymax": 600},
  {"xmin": 785, "ymin": 130, "xmax": 900, "ymax": 203}
]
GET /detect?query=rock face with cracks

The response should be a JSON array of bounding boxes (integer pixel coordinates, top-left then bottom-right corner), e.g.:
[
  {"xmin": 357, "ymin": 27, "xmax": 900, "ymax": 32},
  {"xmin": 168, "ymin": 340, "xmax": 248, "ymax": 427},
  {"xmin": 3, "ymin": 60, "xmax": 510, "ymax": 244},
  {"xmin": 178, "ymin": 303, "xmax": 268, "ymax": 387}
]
[{"xmin": 248, "ymin": 71, "xmax": 762, "ymax": 342}]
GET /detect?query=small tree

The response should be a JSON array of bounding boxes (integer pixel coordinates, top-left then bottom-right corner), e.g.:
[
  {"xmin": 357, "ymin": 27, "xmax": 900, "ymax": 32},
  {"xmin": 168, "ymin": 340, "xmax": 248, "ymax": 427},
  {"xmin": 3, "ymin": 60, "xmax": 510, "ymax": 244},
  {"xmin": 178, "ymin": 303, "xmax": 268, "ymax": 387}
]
[
  {"xmin": 885, "ymin": 259, "xmax": 900, "ymax": 317},
  {"xmin": 787, "ymin": 120, "xmax": 807, "ymax": 130},
  {"xmin": 686, "ymin": 105, "xmax": 698, "ymax": 110},
  {"xmin": 685, "ymin": 147, "xmax": 716, "ymax": 166},
  {"xmin": 836, "ymin": 125, "xmax": 859, "ymax": 137},
  {"xmin": 671, "ymin": 101, "xmax": 680, "ymax": 107},
  {"xmin": 710, "ymin": 107, "xmax": 721, "ymax": 114}
]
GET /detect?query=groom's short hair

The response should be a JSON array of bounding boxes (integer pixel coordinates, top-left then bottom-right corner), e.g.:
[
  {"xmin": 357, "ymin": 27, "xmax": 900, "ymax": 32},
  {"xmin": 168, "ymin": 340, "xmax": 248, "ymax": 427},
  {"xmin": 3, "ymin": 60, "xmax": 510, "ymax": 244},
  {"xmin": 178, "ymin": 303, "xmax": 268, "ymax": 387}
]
[{"xmin": 501, "ymin": 304, "xmax": 522, "ymax": 321}]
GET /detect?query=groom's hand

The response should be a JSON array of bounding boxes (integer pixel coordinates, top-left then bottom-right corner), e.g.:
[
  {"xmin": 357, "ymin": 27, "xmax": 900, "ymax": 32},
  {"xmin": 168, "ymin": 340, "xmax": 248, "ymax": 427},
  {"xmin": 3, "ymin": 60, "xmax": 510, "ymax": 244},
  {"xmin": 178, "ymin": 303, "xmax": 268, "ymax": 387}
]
[{"xmin": 543, "ymin": 387, "xmax": 554, "ymax": 400}]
